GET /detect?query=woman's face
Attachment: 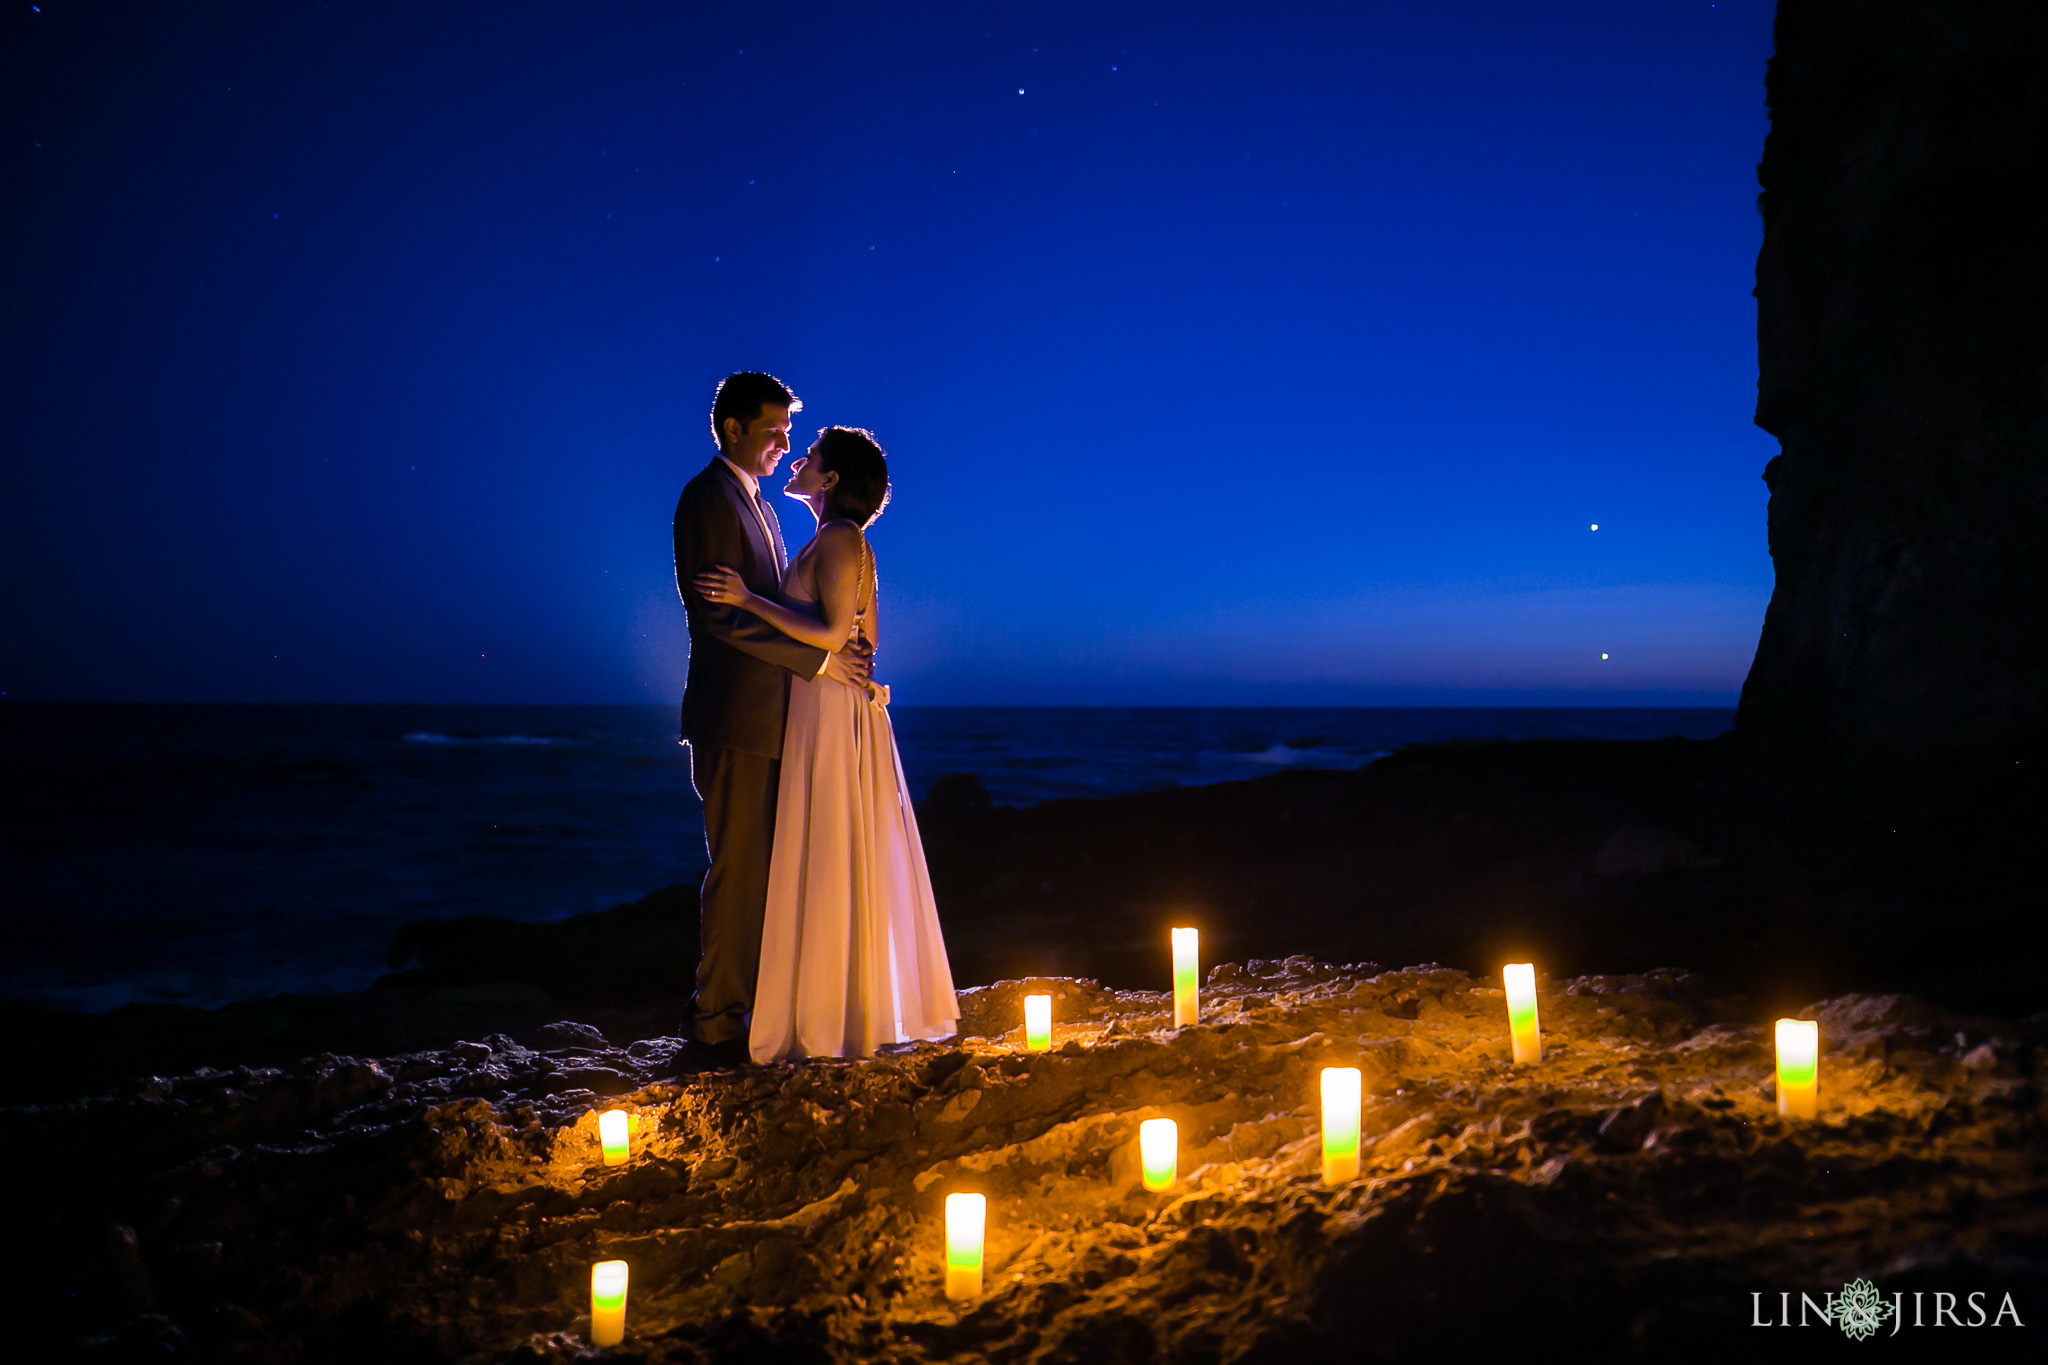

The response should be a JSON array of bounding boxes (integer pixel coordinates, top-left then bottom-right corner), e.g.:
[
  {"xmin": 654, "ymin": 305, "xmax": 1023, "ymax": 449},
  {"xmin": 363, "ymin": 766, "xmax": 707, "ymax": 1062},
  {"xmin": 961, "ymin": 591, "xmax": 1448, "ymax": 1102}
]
[{"xmin": 783, "ymin": 449, "xmax": 835, "ymax": 500}]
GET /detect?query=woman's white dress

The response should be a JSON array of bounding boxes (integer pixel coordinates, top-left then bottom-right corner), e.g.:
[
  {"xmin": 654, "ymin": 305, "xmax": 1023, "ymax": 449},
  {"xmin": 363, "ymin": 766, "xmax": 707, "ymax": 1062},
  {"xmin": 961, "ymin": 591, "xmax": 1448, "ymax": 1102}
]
[{"xmin": 749, "ymin": 538, "xmax": 959, "ymax": 1063}]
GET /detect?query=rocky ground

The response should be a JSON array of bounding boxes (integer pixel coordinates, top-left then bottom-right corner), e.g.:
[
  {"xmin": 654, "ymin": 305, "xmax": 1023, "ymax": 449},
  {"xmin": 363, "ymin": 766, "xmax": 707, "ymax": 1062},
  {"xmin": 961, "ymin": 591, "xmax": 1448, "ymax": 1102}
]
[
  {"xmin": 14, "ymin": 958, "xmax": 2045, "ymax": 1363},
  {"xmin": 7, "ymin": 736, "xmax": 2043, "ymax": 1360}
]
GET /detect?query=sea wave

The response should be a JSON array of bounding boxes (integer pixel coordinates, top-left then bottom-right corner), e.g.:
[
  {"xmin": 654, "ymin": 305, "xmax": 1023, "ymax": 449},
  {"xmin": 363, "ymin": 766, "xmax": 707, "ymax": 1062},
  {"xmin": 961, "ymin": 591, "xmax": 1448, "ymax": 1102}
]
[{"xmin": 1240, "ymin": 742, "xmax": 1373, "ymax": 767}]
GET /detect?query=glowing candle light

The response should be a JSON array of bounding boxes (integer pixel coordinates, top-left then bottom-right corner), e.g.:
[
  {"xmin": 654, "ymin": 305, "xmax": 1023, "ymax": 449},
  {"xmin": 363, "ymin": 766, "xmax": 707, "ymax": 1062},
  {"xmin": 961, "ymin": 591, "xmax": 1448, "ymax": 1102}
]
[
  {"xmin": 1139, "ymin": 1117, "xmax": 1178, "ymax": 1192},
  {"xmin": 1024, "ymin": 994, "xmax": 1052, "ymax": 1052},
  {"xmin": 590, "ymin": 1260, "xmax": 628, "ymax": 1347},
  {"xmin": 1775, "ymin": 1018, "xmax": 1819, "ymax": 1119},
  {"xmin": 1320, "ymin": 1067, "xmax": 1363, "ymax": 1186},
  {"xmin": 599, "ymin": 1109, "xmax": 630, "ymax": 1166},
  {"xmin": 1503, "ymin": 963, "xmax": 1541, "ymax": 1064},
  {"xmin": 944, "ymin": 1193, "xmax": 986, "ymax": 1301},
  {"xmin": 1171, "ymin": 927, "xmax": 1199, "ymax": 1028}
]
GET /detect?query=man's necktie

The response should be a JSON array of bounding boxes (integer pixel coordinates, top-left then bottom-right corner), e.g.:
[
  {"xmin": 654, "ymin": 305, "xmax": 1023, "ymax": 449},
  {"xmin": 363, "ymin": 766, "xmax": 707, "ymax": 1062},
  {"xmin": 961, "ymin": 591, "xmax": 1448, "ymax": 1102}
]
[{"xmin": 745, "ymin": 486, "xmax": 783, "ymax": 577}]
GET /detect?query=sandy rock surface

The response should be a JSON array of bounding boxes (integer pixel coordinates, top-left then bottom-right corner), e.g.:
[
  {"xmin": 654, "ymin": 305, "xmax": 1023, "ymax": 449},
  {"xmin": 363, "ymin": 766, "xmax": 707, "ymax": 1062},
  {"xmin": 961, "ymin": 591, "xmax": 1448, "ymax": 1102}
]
[{"xmin": 17, "ymin": 960, "xmax": 2045, "ymax": 1362}]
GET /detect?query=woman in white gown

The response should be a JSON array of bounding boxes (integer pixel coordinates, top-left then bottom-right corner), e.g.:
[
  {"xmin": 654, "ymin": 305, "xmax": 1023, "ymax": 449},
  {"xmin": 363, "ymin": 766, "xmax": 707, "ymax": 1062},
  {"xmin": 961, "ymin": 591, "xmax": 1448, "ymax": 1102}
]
[{"xmin": 693, "ymin": 426, "xmax": 959, "ymax": 1063}]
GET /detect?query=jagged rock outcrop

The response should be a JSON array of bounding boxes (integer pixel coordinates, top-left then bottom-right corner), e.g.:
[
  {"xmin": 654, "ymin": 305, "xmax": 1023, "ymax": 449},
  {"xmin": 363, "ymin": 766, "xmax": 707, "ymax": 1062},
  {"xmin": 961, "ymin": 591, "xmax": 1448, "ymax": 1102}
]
[{"xmin": 1740, "ymin": 0, "xmax": 2048, "ymax": 754}]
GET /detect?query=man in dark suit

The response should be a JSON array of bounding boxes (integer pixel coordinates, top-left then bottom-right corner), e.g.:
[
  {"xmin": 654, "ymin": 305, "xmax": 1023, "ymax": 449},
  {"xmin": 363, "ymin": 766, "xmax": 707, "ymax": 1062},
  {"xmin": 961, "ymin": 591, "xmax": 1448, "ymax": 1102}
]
[{"xmin": 673, "ymin": 371, "xmax": 869, "ymax": 1049}]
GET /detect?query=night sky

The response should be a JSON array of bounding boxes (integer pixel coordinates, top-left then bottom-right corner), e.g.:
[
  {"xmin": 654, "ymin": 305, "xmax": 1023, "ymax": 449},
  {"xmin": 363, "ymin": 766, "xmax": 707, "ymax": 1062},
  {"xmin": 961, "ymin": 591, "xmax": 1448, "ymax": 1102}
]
[{"xmin": 1, "ymin": 0, "xmax": 1778, "ymax": 707}]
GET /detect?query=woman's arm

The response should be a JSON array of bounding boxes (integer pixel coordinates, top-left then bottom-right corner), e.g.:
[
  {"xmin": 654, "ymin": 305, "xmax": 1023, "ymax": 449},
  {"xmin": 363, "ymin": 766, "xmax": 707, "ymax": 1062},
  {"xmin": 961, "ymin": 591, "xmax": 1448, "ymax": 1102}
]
[
  {"xmin": 673, "ymin": 477, "xmax": 830, "ymax": 679},
  {"xmin": 693, "ymin": 522, "xmax": 863, "ymax": 653}
]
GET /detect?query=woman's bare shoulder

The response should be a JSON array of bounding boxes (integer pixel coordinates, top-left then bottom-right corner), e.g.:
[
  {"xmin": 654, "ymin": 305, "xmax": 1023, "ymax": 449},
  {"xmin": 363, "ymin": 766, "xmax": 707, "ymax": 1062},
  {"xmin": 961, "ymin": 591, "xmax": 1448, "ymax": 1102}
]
[{"xmin": 813, "ymin": 519, "xmax": 866, "ymax": 560}]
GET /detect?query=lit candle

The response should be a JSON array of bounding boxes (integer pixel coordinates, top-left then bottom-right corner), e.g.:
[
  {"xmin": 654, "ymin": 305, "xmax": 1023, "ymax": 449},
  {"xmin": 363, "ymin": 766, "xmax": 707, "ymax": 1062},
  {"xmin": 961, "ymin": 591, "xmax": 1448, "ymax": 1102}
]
[
  {"xmin": 1320, "ymin": 1067, "xmax": 1362, "ymax": 1186},
  {"xmin": 599, "ymin": 1108, "xmax": 630, "ymax": 1166},
  {"xmin": 1171, "ymin": 927, "xmax": 1199, "ymax": 1028},
  {"xmin": 1775, "ymin": 1018, "xmax": 1818, "ymax": 1119},
  {"xmin": 944, "ymin": 1192, "xmax": 986, "ymax": 1301},
  {"xmin": 590, "ymin": 1259, "xmax": 628, "ymax": 1347},
  {"xmin": 1503, "ymin": 963, "xmax": 1541, "ymax": 1064},
  {"xmin": 1024, "ymin": 994, "xmax": 1052, "ymax": 1052},
  {"xmin": 1139, "ymin": 1117, "xmax": 1178, "ymax": 1192}
]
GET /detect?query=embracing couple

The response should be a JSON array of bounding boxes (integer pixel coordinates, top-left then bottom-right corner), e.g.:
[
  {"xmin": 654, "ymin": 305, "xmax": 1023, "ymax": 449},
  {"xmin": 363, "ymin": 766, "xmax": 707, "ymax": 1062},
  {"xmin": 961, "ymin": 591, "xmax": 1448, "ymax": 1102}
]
[{"xmin": 673, "ymin": 371, "xmax": 959, "ymax": 1066}]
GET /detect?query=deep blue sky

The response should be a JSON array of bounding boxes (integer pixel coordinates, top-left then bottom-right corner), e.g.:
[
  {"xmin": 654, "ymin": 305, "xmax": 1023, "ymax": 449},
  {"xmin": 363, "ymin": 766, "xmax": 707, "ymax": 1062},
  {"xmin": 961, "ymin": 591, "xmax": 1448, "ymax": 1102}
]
[{"xmin": 1, "ymin": 0, "xmax": 1778, "ymax": 706}]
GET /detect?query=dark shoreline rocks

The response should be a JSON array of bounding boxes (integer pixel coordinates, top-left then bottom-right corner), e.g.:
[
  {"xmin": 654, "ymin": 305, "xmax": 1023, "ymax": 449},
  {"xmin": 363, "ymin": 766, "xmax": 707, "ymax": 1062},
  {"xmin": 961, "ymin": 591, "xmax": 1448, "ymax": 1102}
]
[
  {"xmin": 7, "ymin": 732, "xmax": 2042, "ymax": 1105},
  {"xmin": 917, "ymin": 735, "xmax": 2045, "ymax": 1020}
]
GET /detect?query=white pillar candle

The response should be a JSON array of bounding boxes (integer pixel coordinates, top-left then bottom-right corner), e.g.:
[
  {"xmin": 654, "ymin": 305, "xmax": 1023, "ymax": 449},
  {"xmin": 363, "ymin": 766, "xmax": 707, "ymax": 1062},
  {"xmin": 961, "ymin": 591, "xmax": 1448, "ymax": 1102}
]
[
  {"xmin": 1171, "ymin": 927, "xmax": 1199, "ymax": 1028},
  {"xmin": 599, "ymin": 1108, "xmax": 630, "ymax": 1166},
  {"xmin": 1775, "ymin": 1018, "xmax": 1819, "ymax": 1119},
  {"xmin": 1503, "ymin": 963, "xmax": 1541, "ymax": 1064},
  {"xmin": 590, "ymin": 1259, "xmax": 628, "ymax": 1346},
  {"xmin": 1024, "ymin": 994, "xmax": 1052, "ymax": 1052},
  {"xmin": 944, "ymin": 1192, "xmax": 986, "ymax": 1301},
  {"xmin": 1320, "ymin": 1067, "xmax": 1363, "ymax": 1186},
  {"xmin": 1139, "ymin": 1118, "xmax": 1178, "ymax": 1193}
]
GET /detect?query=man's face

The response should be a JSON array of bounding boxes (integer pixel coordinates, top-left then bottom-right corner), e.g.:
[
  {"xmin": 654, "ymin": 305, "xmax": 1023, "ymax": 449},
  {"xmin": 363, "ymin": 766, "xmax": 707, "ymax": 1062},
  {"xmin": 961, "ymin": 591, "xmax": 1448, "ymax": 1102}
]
[{"xmin": 726, "ymin": 404, "xmax": 793, "ymax": 480}]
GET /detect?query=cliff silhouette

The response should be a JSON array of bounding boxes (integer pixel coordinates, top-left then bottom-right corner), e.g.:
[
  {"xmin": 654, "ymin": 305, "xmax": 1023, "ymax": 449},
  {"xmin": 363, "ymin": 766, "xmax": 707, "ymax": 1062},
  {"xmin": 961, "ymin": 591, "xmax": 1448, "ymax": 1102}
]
[{"xmin": 1740, "ymin": 0, "xmax": 2048, "ymax": 756}]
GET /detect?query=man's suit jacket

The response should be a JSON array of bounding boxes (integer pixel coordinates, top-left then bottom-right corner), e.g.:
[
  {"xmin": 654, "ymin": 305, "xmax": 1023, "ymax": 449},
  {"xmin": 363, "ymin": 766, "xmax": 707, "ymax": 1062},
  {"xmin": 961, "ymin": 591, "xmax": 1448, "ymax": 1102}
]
[{"xmin": 673, "ymin": 460, "xmax": 830, "ymax": 758}]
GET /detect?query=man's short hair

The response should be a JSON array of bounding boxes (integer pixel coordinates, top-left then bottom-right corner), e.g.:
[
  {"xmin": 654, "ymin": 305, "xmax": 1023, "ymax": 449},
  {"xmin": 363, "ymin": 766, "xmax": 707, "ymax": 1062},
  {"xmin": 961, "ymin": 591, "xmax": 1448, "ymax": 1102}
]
[{"xmin": 710, "ymin": 372, "xmax": 801, "ymax": 453}]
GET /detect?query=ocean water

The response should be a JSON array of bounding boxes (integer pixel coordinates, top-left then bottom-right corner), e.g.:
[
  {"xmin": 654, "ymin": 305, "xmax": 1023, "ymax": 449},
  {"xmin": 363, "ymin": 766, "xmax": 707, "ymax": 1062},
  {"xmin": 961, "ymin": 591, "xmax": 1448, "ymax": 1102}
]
[{"xmin": 1, "ymin": 704, "xmax": 1732, "ymax": 1012}]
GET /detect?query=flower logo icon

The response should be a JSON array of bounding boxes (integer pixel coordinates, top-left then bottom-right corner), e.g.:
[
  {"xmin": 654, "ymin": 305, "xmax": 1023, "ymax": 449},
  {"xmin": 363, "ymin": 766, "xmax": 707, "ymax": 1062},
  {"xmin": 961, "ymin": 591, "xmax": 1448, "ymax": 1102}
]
[{"xmin": 1835, "ymin": 1278, "xmax": 1895, "ymax": 1341}]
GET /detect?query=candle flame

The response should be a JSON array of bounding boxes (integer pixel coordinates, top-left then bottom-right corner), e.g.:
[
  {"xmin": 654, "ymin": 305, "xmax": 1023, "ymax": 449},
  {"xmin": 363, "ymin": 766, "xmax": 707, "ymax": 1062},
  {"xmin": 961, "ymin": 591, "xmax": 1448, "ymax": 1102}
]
[
  {"xmin": 590, "ymin": 1259, "xmax": 628, "ymax": 1346},
  {"xmin": 1024, "ymin": 994, "xmax": 1052, "ymax": 1052},
  {"xmin": 1775, "ymin": 1018, "xmax": 1819, "ymax": 1118},
  {"xmin": 1139, "ymin": 1117, "xmax": 1178, "ymax": 1192},
  {"xmin": 1320, "ymin": 1067, "xmax": 1362, "ymax": 1185},
  {"xmin": 944, "ymin": 1192, "xmax": 986, "ymax": 1301},
  {"xmin": 1171, "ymin": 927, "xmax": 1199, "ymax": 1028},
  {"xmin": 1503, "ymin": 963, "xmax": 1541, "ymax": 1064},
  {"xmin": 599, "ymin": 1108, "xmax": 630, "ymax": 1166},
  {"xmin": 591, "ymin": 1260, "xmax": 628, "ymax": 1306}
]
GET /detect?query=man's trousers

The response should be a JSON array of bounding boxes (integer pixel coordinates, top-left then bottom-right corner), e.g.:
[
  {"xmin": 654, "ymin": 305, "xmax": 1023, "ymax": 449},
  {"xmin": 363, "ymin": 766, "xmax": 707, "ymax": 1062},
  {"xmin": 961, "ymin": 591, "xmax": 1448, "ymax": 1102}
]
[{"xmin": 689, "ymin": 744, "xmax": 779, "ymax": 1045}]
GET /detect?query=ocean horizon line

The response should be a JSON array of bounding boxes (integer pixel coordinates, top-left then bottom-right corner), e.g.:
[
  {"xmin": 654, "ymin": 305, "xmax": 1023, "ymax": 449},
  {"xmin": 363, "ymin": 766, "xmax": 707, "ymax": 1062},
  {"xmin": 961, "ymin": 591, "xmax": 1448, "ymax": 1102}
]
[{"xmin": 2, "ymin": 697, "xmax": 1741, "ymax": 711}]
